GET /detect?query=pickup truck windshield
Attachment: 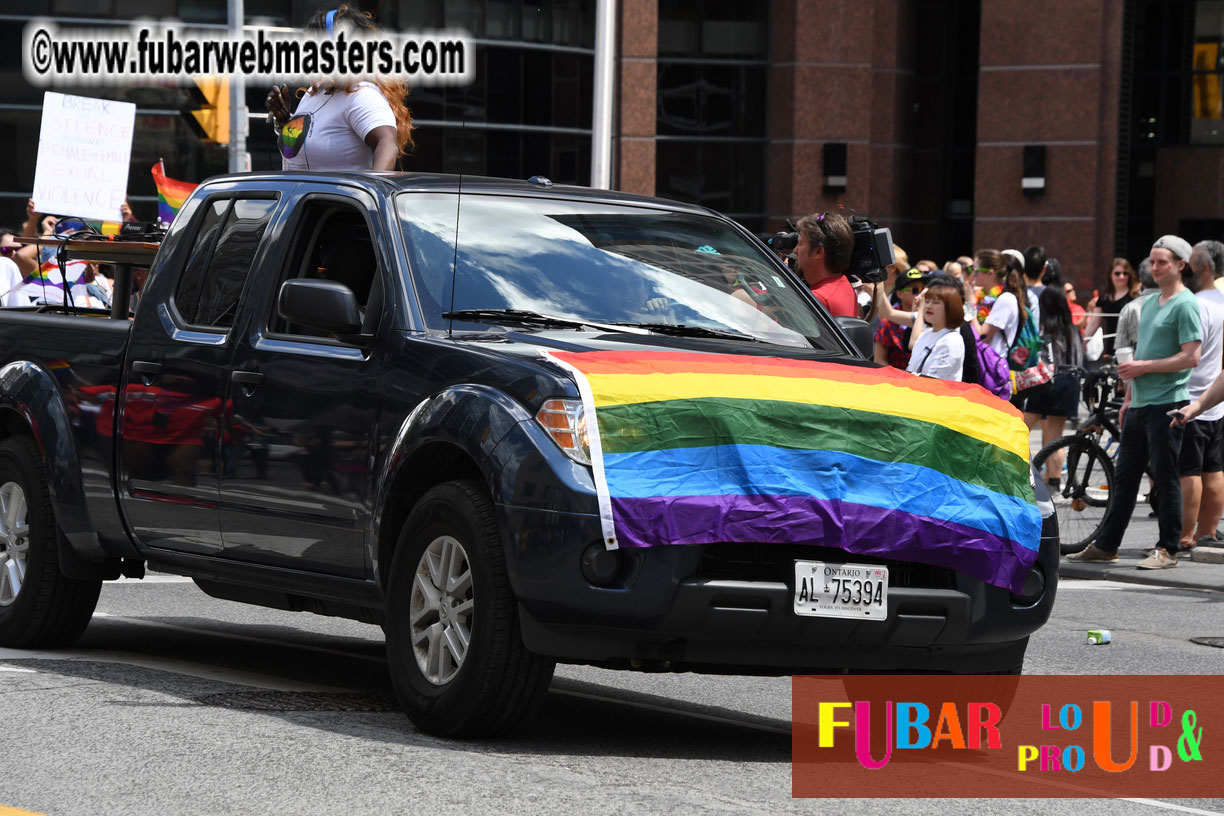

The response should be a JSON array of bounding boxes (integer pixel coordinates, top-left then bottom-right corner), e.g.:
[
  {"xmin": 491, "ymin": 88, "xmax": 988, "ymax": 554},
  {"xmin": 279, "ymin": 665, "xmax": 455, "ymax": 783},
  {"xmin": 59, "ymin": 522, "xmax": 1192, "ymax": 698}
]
[{"xmin": 396, "ymin": 194, "xmax": 837, "ymax": 350}]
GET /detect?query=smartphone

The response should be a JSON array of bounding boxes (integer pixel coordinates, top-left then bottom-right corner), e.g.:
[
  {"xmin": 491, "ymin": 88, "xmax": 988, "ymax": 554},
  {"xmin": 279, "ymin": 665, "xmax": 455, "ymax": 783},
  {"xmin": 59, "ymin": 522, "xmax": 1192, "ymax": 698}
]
[
  {"xmin": 1093, "ymin": 289, "xmax": 1099, "ymax": 299},
  {"xmin": 1167, "ymin": 409, "xmax": 1184, "ymax": 419}
]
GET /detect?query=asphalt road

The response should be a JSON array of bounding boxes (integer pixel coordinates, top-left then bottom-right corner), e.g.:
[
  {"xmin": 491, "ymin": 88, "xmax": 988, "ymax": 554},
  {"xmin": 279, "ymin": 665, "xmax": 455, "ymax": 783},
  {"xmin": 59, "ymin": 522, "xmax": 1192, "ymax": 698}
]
[{"xmin": 0, "ymin": 573, "xmax": 1220, "ymax": 816}]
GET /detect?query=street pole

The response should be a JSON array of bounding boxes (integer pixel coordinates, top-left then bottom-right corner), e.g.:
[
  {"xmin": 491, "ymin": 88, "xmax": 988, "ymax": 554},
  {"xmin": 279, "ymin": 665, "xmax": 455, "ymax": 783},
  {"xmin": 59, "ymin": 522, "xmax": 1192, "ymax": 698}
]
[
  {"xmin": 590, "ymin": 0, "xmax": 616, "ymax": 189},
  {"xmin": 228, "ymin": 0, "xmax": 247, "ymax": 172}
]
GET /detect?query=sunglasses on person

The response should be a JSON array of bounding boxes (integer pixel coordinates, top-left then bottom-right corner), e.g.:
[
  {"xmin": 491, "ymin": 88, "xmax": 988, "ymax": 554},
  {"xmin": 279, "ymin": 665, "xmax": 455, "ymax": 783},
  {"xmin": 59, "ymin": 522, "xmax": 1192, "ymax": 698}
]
[{"xmin": 1112, "ymin": 270, "xmax": 1128, "ymax": 277}]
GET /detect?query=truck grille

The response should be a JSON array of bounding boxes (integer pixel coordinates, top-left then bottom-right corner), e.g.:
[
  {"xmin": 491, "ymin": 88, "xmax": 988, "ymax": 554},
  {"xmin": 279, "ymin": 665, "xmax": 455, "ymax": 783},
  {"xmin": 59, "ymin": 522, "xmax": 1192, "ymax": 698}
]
[{"xmin": 695, "ymin": 542, "xmax": 958, "ymax": 589}]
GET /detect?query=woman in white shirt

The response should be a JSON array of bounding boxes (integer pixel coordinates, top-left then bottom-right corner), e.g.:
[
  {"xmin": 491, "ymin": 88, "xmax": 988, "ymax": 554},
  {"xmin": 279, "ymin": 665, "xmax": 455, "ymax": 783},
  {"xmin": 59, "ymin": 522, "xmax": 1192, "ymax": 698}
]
[
  {"xmin": 971, "ymin": 249, "xmax": 1029, "ymax": 359},
  {"xmin": 266, "ymin": 5, "xmax": 415, "ymax": 171},
  {"xmin": 907, "ymin": 283, "xmax": 966, "ymax": 381}
]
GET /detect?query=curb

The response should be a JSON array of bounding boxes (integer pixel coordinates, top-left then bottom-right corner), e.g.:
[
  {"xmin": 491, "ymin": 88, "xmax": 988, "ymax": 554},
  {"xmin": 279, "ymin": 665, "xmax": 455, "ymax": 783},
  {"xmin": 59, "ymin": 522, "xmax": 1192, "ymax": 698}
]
[
  {"xmin": 1191, "ymin": 546, "xmax": 1224, "ymax": 564},
  {"xmin": 1058, "ymin": 561, "xmax": 1223, "ymax": 592}
]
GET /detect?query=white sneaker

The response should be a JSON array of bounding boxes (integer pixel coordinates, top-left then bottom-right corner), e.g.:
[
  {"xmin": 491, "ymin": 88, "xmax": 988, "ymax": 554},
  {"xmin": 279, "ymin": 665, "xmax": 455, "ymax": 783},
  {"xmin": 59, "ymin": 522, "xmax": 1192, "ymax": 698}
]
[{"xmin": 1136, "ymin": 548, "xmax": 1178, "ymax": 570}]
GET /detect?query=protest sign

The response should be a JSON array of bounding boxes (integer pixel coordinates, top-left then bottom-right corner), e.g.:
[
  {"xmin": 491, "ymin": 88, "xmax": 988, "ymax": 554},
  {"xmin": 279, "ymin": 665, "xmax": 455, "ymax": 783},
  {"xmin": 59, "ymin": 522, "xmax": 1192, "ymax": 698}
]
[{"xmin": 32, "ymin": 92, "xmax": 136, "ymax": 222}]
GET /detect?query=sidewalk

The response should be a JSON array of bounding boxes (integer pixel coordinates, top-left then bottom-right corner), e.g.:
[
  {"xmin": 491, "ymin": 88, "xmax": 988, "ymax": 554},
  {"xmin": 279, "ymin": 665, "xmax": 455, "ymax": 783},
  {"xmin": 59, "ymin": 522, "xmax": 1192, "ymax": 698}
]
[
  {"xmin": 1031, "ymin": 428, "xmax": 1224, "ymax": 592},
  {"xmin": 1059, "ymin": 547, "xmax": 1224, "ymax": 592}
]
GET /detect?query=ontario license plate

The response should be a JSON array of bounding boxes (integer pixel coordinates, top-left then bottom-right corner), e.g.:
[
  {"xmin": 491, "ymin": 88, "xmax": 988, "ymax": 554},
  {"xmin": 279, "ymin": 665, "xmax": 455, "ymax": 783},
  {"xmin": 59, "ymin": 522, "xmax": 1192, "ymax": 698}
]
[{"xmin": 793, "ymin": 561, "xmax": 888, "ymax": 620}]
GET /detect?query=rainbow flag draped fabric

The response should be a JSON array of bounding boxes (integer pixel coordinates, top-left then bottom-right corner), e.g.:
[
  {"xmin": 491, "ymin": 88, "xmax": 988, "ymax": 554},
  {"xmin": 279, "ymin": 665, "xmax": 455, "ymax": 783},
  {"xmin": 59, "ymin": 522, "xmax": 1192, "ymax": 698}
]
[
  {"xmin": 151, "ymin": 161, "xmax": 196, "ymax": 224},
  {"xmin": 2, "ymin": 255, "xmax": 89, "ymax": 303},
  {"xmin": 547, "ymin": 350, "xmax": 1042, "ymax": 593}
]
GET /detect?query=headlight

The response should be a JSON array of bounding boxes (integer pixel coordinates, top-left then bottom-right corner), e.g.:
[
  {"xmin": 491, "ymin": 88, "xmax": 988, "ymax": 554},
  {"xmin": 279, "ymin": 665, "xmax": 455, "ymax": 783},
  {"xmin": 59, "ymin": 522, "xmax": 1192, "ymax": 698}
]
[{"xmin": 535, "ymin": 398, "xmax": 591, "ymax": 465}]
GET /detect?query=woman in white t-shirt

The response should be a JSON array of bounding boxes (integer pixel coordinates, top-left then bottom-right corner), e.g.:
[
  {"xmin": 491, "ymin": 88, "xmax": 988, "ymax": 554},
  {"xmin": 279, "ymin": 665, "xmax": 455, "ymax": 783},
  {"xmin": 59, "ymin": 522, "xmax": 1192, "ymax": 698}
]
[
  {"xmin": 971, "ymin": 248, "xmax": 1028, "ymax": 359},
  {"xmin": 266, "ymin": 5, "xmax": 415, "ymax": 171},
  {"xmin": 907, "ymin": 283, "xmax": 965, "ymax": 381}
]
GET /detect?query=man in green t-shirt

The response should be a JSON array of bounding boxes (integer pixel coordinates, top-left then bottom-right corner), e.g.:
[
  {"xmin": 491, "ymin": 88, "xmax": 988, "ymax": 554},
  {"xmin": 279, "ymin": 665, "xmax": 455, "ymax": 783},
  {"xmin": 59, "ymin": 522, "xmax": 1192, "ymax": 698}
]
[{"xmin": 1068, "ymin": 235, "xmax": 1202, "ymax": 569}]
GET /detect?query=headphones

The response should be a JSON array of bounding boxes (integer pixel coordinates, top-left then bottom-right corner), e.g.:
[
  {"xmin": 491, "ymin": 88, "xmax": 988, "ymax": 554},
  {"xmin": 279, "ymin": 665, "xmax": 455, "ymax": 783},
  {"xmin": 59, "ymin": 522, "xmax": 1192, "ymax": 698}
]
[{"xmin": 324, "ymin": 9, "xmax": 338, "ymax": 35}]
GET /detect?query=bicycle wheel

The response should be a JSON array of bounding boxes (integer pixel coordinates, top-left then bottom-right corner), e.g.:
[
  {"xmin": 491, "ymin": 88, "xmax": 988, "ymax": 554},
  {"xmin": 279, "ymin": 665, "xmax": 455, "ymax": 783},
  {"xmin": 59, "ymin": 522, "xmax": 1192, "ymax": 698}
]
[{"xmin": 1032, "ymin": 435, "xmax": 1115, "ymax": 554}]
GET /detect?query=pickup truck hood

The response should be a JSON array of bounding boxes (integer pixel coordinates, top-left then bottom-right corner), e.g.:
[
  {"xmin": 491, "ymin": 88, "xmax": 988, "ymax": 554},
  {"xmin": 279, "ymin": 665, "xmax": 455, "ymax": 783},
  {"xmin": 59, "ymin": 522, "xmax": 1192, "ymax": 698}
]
[{"xmin": 464, "ymin": 331, "xmax": 1042, "ymax": 594}]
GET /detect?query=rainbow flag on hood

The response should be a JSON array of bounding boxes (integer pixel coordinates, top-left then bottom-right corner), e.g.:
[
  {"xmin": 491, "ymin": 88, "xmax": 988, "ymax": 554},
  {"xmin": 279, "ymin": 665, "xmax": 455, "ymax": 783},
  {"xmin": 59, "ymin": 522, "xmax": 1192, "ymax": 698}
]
[
  {"xmin": 151, "ymin": 160, "xmax": 195, "ymax": 224},
  {"xmin": 546, "ymin": 350, "xmax": 1042, "ymax": 593}
]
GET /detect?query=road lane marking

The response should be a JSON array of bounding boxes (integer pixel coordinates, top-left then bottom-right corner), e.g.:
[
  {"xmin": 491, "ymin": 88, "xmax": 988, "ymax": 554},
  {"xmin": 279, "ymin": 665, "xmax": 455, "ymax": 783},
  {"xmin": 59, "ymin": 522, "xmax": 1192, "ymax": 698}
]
[
  {"xmin": 1121, "ymin": 800, "xmax": 1224, "ymax": 815},
  {"xmin": 0, "ymin": 666, "xmax": 37, "ymax": 673},
  {"xmin": 0, "ymin": 806, "xmax": 48, "ymax": 815},
  {"xmin": 0, "ymin": 645, "xmax": 349, "ymax": 693}
]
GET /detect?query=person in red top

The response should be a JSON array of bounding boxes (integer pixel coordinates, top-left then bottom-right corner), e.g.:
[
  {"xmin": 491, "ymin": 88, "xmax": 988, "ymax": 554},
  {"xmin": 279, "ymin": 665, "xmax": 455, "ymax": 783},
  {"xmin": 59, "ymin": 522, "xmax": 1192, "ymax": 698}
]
[
  {"xmin": 1064, "ymin": 282, "xmax": 1087, "ymax": 333},
  {"xmin": 793, "ymin": 211, "xmax": 857, "ymax": 317}
]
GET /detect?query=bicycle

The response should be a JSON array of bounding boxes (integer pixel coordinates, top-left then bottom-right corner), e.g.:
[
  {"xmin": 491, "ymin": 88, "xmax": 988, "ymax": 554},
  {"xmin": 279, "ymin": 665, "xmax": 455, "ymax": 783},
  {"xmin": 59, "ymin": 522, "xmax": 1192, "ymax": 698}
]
[{"xmin": 1031, "ymin": 365, "xmax": 1122, "ymax": 553}]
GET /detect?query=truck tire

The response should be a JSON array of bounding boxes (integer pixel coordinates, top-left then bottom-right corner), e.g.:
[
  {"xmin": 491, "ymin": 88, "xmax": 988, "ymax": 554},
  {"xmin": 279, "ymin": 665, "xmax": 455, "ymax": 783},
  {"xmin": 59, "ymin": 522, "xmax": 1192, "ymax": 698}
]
[
  {"xmin": 0, "ymin": 436, "xmax": 101, "ymax": 648},
  {"xmin": 384, "ymin": 479, "xmax": 555, "ymax": 737}
]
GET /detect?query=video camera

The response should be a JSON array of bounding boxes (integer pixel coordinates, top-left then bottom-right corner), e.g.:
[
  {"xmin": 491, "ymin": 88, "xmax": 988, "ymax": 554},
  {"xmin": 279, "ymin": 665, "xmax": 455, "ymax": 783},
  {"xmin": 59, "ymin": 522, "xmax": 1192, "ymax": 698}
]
[
  {"xmin": 767, "ymin": 214, "xmax": 896, "ymax": 284},
  {"xmin": 766, "ymin": 220, "xmax": 799, "ymax": 256},
  {"xmin": 845, "ymin": 214, "xmax": 895, "ymax": 284}
]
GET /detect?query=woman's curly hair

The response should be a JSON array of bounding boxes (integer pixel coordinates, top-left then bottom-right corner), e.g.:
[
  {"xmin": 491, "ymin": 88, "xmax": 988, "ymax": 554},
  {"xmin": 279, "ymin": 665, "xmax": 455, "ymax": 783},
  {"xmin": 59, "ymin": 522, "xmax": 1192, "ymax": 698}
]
[{"xmin": 302, "ymin": 4, "xmax": 416, "ymax": 155}]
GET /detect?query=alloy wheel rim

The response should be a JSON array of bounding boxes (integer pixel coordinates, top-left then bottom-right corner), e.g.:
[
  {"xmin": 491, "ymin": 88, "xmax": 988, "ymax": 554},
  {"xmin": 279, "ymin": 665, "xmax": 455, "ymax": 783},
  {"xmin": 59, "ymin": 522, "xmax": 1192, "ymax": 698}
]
[
  {"xmin": 0, "ymin": 481, "xmax": 30, "ymax": 607},
  {"xmin": 409, "ymin": 535, "xmax": 474, "ymax": 685}
]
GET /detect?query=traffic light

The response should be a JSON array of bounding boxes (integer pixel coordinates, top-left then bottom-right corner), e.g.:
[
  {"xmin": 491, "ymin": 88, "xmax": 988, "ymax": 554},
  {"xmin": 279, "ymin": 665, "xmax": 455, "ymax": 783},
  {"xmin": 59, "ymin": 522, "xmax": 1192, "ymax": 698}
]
[{"xmin": 185, "ymin": 76, "xmax": 230, "ymax": 144}]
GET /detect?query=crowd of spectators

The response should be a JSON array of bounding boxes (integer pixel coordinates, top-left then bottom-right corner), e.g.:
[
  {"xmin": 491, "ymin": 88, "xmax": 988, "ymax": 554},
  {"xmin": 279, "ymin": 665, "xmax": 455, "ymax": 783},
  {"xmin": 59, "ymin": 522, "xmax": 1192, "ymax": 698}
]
[{"xmin": 842, "ymin": 227, "xmax": 1224, "ymax": 570}]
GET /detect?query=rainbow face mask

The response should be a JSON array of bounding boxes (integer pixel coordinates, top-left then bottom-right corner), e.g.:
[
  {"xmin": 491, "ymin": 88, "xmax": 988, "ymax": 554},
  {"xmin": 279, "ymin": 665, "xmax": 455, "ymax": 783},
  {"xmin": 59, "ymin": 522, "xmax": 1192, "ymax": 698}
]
[{"xmin": 278, "ymin": 114, "xmax": 311, "ymax": 159}]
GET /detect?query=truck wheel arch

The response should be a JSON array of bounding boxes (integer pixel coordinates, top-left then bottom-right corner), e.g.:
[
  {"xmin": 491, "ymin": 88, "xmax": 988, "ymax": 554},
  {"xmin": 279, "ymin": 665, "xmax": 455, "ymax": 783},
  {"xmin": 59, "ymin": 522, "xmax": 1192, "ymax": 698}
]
[
  {"xmin": 375, "ymin": 440, "xmax": 488, "ymax": 592},
  {"xmin": 0, "ymin": 362, "xmax": 121, "ymax": 579},
  {"xmin": 372, "ymin": 386, "xmax": 532, "ymax": 591}
]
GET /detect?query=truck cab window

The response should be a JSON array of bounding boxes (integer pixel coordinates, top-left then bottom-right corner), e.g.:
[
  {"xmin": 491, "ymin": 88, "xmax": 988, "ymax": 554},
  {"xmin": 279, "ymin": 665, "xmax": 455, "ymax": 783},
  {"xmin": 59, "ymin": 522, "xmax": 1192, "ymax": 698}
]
[
  {"xmin": 174, "ymin": 197, "xmax": 277, "ymax": 330},
  {"xmin": 272, "ymin": 202, "xmax": 380, "ymax": 337}
]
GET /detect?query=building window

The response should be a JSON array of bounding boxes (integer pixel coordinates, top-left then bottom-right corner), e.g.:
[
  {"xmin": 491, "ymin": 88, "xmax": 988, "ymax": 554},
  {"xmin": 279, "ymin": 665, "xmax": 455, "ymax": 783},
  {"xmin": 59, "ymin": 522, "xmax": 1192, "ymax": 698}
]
[
  {"xmin": 656, "ymin": 0, "xmax": 768, "ymax": 230},
  {"xmin": 1193, "ymin": 0, "xmax": 1224, "ymax": 142}
]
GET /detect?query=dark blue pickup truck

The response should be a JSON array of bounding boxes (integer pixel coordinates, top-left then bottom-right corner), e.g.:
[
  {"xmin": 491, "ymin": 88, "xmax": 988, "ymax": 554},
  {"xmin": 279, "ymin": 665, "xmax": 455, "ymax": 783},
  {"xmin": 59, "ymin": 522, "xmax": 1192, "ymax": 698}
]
[{"xmin": 0, "ymin": 172, "xmax": 1058, "ymax": 736}]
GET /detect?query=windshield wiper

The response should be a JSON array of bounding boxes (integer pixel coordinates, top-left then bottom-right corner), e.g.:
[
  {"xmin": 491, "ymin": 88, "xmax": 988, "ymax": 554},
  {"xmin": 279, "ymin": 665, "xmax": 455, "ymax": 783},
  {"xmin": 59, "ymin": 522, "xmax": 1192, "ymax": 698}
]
[
  {"xmin": 443, "ymin": 309, "xmax": 648, "ymax": 334},
  {"xmin": 616, "ymin": 322, "xmax": 761, "ymax": 343}
]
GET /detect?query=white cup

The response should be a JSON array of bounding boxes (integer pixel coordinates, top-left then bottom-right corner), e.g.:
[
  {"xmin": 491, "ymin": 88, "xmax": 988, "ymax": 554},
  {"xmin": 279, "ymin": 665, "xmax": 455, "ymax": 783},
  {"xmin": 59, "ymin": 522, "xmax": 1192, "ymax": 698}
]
[{"xmin": 1115, "ymin": 346, "xmax": 1134, "ymax": 364}]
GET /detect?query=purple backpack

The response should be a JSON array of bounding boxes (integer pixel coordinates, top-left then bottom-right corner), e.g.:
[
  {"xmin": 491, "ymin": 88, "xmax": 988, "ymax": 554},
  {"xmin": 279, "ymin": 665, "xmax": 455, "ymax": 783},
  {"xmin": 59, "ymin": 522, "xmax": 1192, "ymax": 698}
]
[{"xmin": 971, "ymin": 324, "xmax": 1012, "ymax": 400}]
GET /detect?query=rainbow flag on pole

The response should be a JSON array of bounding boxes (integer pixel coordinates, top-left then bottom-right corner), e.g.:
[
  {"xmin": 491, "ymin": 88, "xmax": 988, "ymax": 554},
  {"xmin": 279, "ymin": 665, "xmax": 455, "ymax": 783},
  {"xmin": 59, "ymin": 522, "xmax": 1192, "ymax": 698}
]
[
  {"xmin": 151, "ymin": 160, "xmax": 195, "ymax": 224},
  {"xmin": 547, "ymin": 350, "xmax": 1042, "ymax": 593}
]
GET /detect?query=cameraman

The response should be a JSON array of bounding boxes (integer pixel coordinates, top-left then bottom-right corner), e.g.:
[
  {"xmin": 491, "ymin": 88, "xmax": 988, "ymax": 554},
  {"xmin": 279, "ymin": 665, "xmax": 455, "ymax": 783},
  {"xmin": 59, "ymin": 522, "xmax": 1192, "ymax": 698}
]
[{"xmin": 794, "ymin": 211, "xmax": 857, "ymax": 317}]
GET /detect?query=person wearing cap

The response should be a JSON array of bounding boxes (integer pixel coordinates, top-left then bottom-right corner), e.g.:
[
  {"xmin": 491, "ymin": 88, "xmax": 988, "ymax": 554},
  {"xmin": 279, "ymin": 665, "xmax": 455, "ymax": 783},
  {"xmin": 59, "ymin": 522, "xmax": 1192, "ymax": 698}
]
[
  {"xmin": 1167, "ymin": 242, "xmax": 1224, "ymax": 554},
  {"xmin": 793, "ymin": 211, "xmax": 857, "ymax": 318},
  {"xmin": 872, "ymin": 267, "xmax": 925, "ymax": 369},
  {"xmin": 1003, "ymin": 248, "xmax": 1040, "ymax": 323},
  {"xmin": 1069, "ymin": 234, "xmax": 1203, "ymax": 570}
]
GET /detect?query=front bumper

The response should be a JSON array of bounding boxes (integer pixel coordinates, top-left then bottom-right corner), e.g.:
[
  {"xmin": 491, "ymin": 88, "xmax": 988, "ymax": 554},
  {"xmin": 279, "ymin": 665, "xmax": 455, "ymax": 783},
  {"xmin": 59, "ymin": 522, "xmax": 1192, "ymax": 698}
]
[{"xmin": 499, "ymin": 505, "xmax": 1059, "ymax": 675}]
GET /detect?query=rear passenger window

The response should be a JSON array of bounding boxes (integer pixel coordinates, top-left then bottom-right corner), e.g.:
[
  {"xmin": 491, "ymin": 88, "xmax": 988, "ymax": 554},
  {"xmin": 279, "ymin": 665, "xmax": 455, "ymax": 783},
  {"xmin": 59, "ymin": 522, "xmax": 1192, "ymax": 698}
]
[{"xmin": 174, "ymin": 197, "xmax": 277, "ymax": 329}]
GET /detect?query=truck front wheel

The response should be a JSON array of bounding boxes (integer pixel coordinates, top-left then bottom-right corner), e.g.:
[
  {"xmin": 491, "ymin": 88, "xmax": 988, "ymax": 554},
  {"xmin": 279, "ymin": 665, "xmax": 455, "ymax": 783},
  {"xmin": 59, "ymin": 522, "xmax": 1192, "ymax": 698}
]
[
  {"xmin": 0, "ymin": 436, "xmax": 101, "ymax": 648},
  {"xmin": 384, "ymin": 479, "xmax": 555, "ymax": 737}
]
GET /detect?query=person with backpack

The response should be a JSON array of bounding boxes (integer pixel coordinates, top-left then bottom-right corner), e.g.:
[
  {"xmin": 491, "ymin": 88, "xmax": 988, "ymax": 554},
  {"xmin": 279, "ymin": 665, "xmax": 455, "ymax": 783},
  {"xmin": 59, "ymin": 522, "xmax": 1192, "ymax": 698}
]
[
  {"xmin": 1021, "ymin": 286, "xmax": 1084, "ymax": 489},
  {"xmin": 971, "ymin": 249, "xmax": 1030, "ymax": 360}
]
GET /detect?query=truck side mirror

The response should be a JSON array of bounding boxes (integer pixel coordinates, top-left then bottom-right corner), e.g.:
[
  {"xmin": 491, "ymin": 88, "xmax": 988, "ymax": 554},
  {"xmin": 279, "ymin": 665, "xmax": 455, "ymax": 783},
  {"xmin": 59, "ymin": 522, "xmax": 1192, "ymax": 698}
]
[
  {"xmin": 278, "ymin": 278, "xmax": 363, "ymax": 336},
  {"xmin": 835, "ymin": 316, "xmax": 874, "ymax": 359}
]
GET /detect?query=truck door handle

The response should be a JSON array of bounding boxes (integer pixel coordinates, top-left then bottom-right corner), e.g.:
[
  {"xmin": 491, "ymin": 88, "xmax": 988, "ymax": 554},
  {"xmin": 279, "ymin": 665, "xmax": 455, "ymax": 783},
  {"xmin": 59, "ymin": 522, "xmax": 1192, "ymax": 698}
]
[
  {"xmin": 230, "ymin": 370, "xmax": 264, "ymax": 386},
  {"xmin": 131, "ymin": 361, "xmax": 161, "ymax": 382}
]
